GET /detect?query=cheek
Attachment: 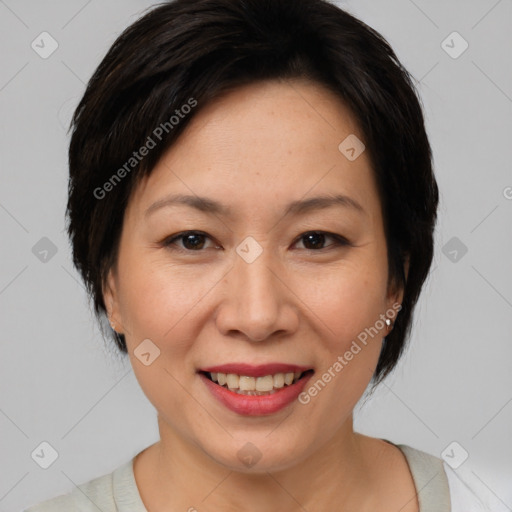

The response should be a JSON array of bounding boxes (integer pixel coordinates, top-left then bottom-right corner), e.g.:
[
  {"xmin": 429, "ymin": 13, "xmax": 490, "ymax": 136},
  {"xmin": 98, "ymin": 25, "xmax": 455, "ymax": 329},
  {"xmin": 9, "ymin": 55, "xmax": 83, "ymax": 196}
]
[
  {"xmin": 118, "ymin": 244, "xmax": 389, "ymax": 353},
  {"xmin": 298, "ymin": 260, "xmax": 389, "ymax": 342},
  {"xmin": 117, "ymin": 249, "xmax": 218, "ymax": 341},
  {"xmin": 294, "ymin": 260, "xmax": 388, "ymax": 400},
  {"xmin": 296, "ymin": 268, "xmax": 386, "ymax": 427},
  {"xmin": 116, "ymin": 256, "xmax": 213, "ymax": 420}
]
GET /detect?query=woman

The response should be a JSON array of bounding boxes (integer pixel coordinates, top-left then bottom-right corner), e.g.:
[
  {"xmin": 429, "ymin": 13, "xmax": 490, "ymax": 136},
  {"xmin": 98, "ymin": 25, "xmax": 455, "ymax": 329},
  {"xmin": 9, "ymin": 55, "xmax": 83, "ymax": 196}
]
[{"xmin": 25, "ymin": 0, "xmax": 494, "ymax": 510}]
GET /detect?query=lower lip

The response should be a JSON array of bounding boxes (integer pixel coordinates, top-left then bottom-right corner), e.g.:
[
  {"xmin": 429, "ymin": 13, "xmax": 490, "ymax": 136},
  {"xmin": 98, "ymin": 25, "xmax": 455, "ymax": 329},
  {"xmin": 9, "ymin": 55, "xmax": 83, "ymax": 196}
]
[{"xmin": 199, "ymin": 372, "xmax": 313, "ymax": 416}]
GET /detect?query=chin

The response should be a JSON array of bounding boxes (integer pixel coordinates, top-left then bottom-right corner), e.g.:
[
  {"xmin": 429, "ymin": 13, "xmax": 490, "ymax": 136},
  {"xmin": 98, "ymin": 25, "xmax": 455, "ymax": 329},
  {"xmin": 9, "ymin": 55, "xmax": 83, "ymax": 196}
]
[{"xmin": 197, "ymin": 430, "xmax": 317, "ymax": 475}]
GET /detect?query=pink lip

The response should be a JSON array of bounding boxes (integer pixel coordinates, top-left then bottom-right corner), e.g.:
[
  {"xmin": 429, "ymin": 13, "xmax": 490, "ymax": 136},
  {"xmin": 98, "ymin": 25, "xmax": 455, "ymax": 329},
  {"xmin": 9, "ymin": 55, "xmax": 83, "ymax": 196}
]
[
  {"xmin": 198, "ymin": 365, "xmax": 314, "ymax": 416},
  {"xmin": 200, "ymin": 363, "xmax": 311, "ymax": 378}
]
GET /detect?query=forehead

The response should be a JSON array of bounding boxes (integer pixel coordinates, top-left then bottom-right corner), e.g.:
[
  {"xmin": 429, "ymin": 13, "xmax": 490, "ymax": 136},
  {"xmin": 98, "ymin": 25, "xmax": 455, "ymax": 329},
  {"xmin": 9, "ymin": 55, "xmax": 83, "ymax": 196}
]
[
  {"xmin": 127, "ymin": 79, "xmax": 379, "ymax": 222},
  {"xmin": 179, "ymin": 78, "xmax": 364, "ymax": 154}
]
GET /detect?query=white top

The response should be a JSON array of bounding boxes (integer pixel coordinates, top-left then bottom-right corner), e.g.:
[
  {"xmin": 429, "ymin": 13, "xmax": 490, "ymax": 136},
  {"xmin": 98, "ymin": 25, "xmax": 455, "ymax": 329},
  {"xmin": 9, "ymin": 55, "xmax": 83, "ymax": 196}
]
[
  {"xmin": 23, "ymin": 444, "xmax": 507, "ymax": 511},
  {"xmin": 444, "ymin": 462, "xmax": 510, "ymax": 512}
]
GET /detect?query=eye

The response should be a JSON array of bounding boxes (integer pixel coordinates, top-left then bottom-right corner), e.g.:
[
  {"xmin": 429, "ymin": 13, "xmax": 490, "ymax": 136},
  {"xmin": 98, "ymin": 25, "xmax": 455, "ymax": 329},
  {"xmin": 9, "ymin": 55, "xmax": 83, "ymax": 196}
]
[
  {"xmin": 162, "ymin": 231, "xmax": 220, "ymax": 252},
  {"xmin": 162, "ymin": 230, "xmax": 350, "ymax": 253},
  {"xmin": 293, "ymin": 231, "xmax": 350, "ymax": 251}
]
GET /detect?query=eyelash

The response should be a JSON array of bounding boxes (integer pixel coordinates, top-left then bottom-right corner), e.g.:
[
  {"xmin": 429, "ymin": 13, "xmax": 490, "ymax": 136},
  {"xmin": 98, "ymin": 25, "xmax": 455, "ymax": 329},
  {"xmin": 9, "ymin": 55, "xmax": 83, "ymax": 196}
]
[{"xmin": 161, "ymin": 230, "xmax": 351, "ymax": 253}]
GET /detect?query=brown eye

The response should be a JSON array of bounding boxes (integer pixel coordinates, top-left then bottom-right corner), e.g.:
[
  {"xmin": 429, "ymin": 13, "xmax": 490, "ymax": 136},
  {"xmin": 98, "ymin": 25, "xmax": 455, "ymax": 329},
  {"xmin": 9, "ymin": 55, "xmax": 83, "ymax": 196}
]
[
  {"xmin": 181, "ymin": 233, "xmax": 206, "ymax": 250},
  {"xmin": 302, "ymin": 232, "xmax": 327, "ymax": 250},
  {"xmin": 163, "ymin": 231, "xmax": 218, "ymax": 252},
  {"xmin": 294, "ymin": 231, "xmax": 350, "ymax": 251}
]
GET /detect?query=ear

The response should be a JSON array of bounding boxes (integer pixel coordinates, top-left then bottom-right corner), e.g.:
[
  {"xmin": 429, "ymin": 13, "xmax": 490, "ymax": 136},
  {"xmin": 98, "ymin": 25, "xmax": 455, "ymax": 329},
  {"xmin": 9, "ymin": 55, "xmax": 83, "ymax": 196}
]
[
  {"xmin": 103, "ymin": 268, "xmax": 123, "ymax": 334},
  {"xmin": 386, "ymin": 255, "xmax": 409, "ymax": 309}
]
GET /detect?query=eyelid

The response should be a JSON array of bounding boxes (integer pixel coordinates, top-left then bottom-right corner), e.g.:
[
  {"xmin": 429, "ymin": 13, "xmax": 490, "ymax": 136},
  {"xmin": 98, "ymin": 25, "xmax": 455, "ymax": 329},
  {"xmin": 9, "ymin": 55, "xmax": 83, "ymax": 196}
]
[
  {"xmin": 162, "ymin": 230, "xmax": 351, "ymax": 252},
  {"xmin": 162, "ymin": 230, "xmax": 220, "ymax": 251},
  {"xmin": 292, "ymin": 231, "xmax": 351, "ymax": 250}
]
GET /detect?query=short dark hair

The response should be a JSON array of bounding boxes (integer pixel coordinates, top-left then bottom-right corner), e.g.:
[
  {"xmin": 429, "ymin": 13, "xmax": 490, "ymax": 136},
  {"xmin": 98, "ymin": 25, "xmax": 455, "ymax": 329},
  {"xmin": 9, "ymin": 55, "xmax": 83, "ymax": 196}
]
[{"xmin": 67, "ymin": 0, "xmax": 438, "ymax": 386}]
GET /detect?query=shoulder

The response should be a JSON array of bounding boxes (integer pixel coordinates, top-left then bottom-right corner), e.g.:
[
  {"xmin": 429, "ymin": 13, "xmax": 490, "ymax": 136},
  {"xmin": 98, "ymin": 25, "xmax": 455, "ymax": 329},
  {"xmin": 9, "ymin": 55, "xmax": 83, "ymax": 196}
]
[
  {"xmin": 23, "ymin": 459, "xmax": 133, "ymax": 512},
  {"xmin": 443, "ymin": 462, "xmax": 510, "ymax": 512},
  {"xmin": 23, "ymin": 472, "xmax": 114, "ymax": 512},
  {"xmin": 394, "ymin": 442, "xmax": 507, "ymax": 512}
]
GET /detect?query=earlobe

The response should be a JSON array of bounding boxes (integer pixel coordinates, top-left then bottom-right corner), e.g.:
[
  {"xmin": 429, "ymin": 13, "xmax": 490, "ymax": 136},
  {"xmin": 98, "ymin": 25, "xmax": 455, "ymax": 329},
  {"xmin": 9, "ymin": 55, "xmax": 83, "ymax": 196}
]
[
  {"xmin": 386, "ymin": 276, "xmax": 404, "ymax": 308},
  {"xmin": 386, "ymin": 255, "xmax": 409, "ymax": 319},
  {"xmin": 397, "ymin": 255, "xmax": 409, "ymax": 305},
  {"xmin": 403, "ymin": 255, "xmax": 410, "ymax": 284},
  {"xmin": 103, "ymin": 269, "xmax": 122, "ymax": 333},
  {"xmin": 384, "ymin": 285, "xmax": 403, "ymax": 334}
]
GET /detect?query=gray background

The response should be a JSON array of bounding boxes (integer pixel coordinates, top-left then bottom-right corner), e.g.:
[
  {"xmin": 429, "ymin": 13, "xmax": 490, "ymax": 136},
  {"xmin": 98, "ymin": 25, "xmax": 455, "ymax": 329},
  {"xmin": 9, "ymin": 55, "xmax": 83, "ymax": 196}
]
[{"xmin": 1, "ymin": 0, "xmax": 511, "ymax": 510}]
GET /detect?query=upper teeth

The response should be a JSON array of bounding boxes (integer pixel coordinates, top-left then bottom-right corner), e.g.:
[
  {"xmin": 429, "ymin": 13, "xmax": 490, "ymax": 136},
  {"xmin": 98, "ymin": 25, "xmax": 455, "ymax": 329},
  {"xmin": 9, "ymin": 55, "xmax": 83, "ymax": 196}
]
[{"xmin": 210, "ymin": 372, "xmax": 302, "ymax": 392}]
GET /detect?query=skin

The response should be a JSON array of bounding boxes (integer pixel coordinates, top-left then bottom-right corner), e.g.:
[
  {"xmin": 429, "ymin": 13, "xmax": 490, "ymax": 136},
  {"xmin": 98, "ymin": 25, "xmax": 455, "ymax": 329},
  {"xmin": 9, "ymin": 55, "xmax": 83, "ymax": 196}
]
[{"xmin": 105, "ymin": 79, "xmax": 417, "ymax": 511}]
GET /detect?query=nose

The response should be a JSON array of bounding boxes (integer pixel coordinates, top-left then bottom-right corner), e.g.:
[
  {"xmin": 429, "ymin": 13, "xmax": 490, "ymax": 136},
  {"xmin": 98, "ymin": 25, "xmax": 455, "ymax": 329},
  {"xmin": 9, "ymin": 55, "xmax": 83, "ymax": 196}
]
[{"xmin": 215, "ymin": 247, "xmax": 299, "ymax": 342}]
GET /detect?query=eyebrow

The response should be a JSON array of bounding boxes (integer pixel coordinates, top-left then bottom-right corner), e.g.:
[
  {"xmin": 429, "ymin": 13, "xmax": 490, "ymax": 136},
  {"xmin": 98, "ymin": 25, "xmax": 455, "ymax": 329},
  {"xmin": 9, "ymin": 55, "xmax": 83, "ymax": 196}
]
[{"xmin": 144, "ymin": 193, "xmax": 366, "ymax": 218}]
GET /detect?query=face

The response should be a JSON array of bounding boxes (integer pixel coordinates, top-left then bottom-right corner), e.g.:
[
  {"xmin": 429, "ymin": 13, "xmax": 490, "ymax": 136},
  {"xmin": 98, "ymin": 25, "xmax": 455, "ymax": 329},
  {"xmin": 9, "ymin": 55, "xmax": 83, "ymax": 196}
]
[{"xmin": 105, "ymin": 79, "xmax": 403, "ymax": 472}]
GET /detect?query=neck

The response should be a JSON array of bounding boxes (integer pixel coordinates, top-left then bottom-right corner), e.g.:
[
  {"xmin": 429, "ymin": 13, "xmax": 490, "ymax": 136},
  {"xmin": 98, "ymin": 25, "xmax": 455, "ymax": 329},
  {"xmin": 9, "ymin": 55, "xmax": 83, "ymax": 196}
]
[{"xmin": 135, "ymin": 415, "xmax": 376, "ymax": 511}]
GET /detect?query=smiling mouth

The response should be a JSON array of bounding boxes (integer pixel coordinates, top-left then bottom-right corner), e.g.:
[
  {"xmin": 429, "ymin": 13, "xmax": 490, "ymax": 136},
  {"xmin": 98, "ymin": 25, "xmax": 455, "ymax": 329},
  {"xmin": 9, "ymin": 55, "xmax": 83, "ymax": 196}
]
[{"xmin": 200, "ymin": 370, "xmax": 315, "ymax": 396}]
